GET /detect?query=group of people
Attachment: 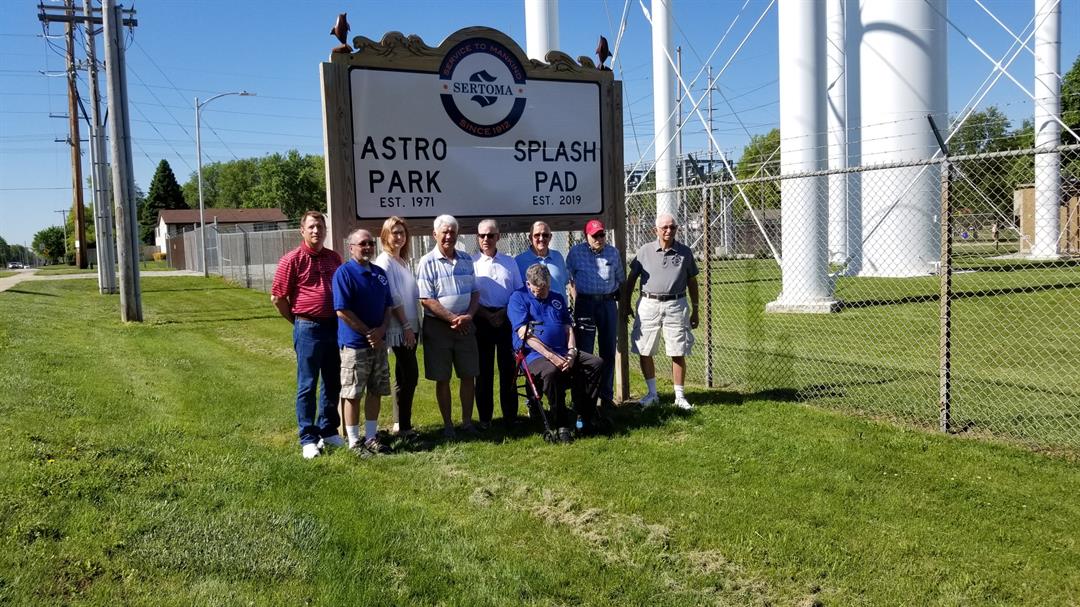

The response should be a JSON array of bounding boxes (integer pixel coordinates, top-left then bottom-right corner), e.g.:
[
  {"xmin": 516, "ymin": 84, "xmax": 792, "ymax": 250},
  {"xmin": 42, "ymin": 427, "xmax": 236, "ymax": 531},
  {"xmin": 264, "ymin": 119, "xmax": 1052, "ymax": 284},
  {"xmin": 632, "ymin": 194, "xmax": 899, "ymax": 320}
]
[{"xmin": 270, "ymin": 210, "xmax": 700, "ymax": 458}]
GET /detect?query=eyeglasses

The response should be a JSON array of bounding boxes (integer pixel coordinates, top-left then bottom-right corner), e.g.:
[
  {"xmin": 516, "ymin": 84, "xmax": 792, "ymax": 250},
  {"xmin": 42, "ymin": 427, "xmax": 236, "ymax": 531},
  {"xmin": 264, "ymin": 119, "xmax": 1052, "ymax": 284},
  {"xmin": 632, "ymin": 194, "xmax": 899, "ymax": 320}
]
[
  {"xmin": 658, "ymin": 225, "xmax": 678, "ymax": 231},
  {"xmin": 351, "ymin": 240, "xmax": 375, "ymax": 247},
  {"xmin": 477, "ymin": 233, "xmax": 497, "ymax": 239},
  {"xmin": 591, "ymin": 231, "xmax": 606, "ymax": 239},
  {"xmin": 532, "ymin": 233, "xmax": 552, "ymax": 240}
]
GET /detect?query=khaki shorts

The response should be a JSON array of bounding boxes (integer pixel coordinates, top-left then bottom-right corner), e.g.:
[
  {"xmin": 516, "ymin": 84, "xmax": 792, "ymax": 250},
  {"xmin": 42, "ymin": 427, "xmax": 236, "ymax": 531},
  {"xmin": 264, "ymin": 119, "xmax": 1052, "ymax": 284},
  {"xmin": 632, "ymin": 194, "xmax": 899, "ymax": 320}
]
[
  {"xmin": 423, "ymin": 317, "xmax": 479, "ymax": 381},
  {"xmin": 631, "ymin": 296, "xmax": 694, "ymax": 357},
  {"xmin": 340, "ymin": 346, "xmax": 391, "ymax": 399}
]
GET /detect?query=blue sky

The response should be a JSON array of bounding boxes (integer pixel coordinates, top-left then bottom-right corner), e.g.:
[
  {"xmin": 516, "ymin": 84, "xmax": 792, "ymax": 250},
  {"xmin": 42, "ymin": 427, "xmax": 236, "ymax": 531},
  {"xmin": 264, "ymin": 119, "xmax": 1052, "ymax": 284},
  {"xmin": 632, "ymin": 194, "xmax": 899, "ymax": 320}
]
[{"xmin": 2, "ymin": 0, "xmax": 1077, "ymax": 247}]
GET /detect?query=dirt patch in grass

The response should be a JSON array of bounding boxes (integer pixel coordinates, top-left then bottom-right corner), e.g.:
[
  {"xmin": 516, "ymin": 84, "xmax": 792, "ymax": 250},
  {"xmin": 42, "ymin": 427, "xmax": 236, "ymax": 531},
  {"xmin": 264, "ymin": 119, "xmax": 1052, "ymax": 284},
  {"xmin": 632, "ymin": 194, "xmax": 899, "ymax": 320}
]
[{"xmin": 448, "ymin": 461, "xmax": 793, "ymax": 606}]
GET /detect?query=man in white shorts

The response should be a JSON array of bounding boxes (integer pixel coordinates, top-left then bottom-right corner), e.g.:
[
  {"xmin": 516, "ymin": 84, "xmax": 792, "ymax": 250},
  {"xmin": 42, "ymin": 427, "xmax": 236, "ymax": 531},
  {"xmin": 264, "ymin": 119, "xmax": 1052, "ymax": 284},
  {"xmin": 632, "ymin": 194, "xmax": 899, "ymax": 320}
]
[{"xmin": 622, "ymin": 213, "xmax": 700, "ymax": 410}]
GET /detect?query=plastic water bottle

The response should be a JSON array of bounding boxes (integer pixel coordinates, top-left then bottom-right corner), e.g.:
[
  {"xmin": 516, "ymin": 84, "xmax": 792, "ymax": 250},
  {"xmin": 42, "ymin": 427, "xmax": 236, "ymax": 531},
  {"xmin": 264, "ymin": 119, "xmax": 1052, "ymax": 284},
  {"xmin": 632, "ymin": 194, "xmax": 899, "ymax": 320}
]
[{"xmin": 575, "ymin": 416, "xmax": 584, "ymax": 432}]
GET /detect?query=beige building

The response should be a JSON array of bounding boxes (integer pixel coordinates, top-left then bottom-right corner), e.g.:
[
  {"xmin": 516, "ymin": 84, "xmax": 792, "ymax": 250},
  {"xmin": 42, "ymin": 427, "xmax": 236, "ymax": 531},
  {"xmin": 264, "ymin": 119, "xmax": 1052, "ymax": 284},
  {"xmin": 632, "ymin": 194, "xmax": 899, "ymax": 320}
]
[{"xmin": 155, "ymin": 208, "xmax": 289, "ymax": 253}]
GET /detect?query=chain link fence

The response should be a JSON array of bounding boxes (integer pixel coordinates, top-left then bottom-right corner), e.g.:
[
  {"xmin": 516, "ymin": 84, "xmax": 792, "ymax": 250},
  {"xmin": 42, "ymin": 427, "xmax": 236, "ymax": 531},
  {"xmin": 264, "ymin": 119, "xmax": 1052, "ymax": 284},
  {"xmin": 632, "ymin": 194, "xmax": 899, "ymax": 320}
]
[
  {"xmin": 167, "ymin": 221, "xmax": 303, "ymax": 293},
  {"xmin": 627, "ymin": 144, "xmax": 1080, "ymax": 451},
  {"xmin": 164, "ymin": 145, "xmax": 1078, "ymax": 450}
]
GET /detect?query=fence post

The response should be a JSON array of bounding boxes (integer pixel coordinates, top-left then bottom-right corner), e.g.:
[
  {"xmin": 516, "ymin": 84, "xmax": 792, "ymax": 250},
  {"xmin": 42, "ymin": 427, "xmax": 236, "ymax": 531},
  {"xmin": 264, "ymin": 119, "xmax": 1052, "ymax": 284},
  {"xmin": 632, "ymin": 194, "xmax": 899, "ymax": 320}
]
[
  {"xmin": 929, "ymin": 115, "xmax": 952, "ymax": 433},
  {"xmin": 703, "ymin": 184, "xmax": 713, "ymax": 388},
  {"xmin": 241, "ymin": 227, "xmax": 252, "ymax": 289},
  {"xmin": 260, "ymin": 231, "xmax": 268, "ymax": 292},
  {"xmin": 213, "ymin": 219, "xmax": 222, "ymax": 276}
]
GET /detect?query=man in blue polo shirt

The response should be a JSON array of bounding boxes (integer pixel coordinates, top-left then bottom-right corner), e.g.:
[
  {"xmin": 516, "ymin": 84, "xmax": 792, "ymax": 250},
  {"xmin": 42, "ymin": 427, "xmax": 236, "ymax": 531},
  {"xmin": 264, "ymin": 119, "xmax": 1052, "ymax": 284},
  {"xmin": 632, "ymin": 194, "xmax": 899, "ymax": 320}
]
[
  {"xmin": 508, "ymin": 263, "xmax": 603, "ymax": 443},
  {"xmin": 333, "ymin": 228, "xmax": 395, "ymax": 455},
  {"xmin": 515, "ymin": 220, "xmax": 568, "ymax": 296}
]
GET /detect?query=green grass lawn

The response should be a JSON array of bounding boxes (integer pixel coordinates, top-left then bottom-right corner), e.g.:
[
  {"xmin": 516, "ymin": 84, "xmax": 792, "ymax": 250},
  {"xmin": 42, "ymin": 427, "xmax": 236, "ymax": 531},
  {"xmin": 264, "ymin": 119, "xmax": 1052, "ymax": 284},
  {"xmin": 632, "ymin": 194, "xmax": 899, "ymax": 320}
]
[
  {"xmin": 1, "ymin": 277, "xmax": 1078, "ymax": 605},
  {"xmin": 0, "ymin": 271, "xmax": 14, "ymax": 279}
]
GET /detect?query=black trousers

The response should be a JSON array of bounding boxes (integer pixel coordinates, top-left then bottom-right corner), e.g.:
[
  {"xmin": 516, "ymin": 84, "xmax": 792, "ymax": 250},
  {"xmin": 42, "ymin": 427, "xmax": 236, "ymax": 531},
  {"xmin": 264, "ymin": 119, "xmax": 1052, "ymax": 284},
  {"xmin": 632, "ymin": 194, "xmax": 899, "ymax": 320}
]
[
  {"xmin": 526, "ymin": 351, "xmax": 603, "ymax": 429},
  {"xmin": 475, "ymin": 313, "xmax": 518, "ymax": 422},
  {"xmin": 391, "ymin": 345, "xmax": 418, "ymax": 432}
]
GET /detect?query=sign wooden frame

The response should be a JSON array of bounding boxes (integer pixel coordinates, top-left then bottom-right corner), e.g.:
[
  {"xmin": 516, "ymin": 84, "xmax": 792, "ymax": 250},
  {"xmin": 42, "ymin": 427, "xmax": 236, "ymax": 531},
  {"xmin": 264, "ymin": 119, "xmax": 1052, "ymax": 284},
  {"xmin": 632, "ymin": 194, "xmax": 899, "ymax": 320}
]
[{"xmin": 320, "ymin": 26, "xmax": 630, "ymax": 401}]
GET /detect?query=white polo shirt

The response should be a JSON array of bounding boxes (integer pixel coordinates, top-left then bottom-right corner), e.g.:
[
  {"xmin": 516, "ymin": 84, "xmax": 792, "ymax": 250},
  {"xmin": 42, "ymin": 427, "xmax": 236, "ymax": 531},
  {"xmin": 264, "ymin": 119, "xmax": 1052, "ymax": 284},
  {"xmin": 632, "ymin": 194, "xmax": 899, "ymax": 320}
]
[{"xmin": 472, "ymin": 250, "xmax": 523, "ymax": 308}]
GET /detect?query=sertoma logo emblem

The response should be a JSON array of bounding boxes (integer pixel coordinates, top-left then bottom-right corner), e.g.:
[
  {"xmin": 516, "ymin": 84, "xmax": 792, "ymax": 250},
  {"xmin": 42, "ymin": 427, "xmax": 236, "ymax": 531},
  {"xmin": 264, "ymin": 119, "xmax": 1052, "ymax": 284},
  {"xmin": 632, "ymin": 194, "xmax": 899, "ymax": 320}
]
[{"xmin": 439, "ymin": 38, "xmax": 527, "ymax": 138}]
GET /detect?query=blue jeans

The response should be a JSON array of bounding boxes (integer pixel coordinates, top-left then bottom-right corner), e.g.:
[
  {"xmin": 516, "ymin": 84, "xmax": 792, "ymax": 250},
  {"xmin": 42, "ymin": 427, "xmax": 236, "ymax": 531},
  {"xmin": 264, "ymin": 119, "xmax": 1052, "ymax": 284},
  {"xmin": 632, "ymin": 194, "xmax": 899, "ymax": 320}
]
[
  {"xmin": 573, "ymin": 296, "xmax": 617, "ymax": 402},
  {"xmin": 293, "ymin": 319, "xmax": 341, "ymax": 446}
]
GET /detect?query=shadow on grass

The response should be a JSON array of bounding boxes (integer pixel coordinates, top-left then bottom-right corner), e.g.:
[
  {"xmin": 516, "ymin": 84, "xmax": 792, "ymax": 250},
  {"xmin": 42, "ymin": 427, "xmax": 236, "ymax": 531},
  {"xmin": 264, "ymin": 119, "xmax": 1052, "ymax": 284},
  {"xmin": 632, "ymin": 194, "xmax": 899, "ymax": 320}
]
[
  {"xmin": 953, "ymin": 258, "xmax": 1080, "ymax": 273},
  {"xmin": 1, "ymin": 288, "xmax": 59, "ymax": 297},
  {"xmin": 141, "ymin": 284, "xmax": 238, "ymax": 293},
  {"xmin": 711, "ymin": 276, "xmax": 781, "ymax": 287},
  {"xmin": 840, "ymin": 280, "xmax": 1078, "ymax": 310},
  {"xmin": 150, "ymin": 314, "xmax": 281, "ymax": 325},
  {"xmin": 389, "ymin": 385, "xmax": 800, "ymax": 453}
]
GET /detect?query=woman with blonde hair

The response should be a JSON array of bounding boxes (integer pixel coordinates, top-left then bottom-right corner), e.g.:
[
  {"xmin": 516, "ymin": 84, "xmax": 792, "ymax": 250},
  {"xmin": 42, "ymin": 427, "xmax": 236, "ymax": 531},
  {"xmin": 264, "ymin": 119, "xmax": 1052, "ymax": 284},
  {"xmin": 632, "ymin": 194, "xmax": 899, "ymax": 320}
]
[{"xmin": 374, "ymin": 216, "xmax": 421, "ymax": 438}]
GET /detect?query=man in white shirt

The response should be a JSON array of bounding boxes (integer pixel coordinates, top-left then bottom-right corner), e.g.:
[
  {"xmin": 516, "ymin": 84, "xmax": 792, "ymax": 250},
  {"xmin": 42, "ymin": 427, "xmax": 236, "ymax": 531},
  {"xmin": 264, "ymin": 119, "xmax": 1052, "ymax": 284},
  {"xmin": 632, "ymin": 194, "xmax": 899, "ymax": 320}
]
[{"xmin": 472, "ymin": 218, "xmax": 524, "ymax": 428}]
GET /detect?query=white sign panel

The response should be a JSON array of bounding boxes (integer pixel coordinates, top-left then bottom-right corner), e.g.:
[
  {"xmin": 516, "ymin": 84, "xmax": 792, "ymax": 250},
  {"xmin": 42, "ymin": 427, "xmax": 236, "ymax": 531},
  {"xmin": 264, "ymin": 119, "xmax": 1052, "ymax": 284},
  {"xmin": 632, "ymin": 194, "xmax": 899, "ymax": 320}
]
[{"xmin": 350, "ymin": 37, "xmax": 603, "ymax": 219}]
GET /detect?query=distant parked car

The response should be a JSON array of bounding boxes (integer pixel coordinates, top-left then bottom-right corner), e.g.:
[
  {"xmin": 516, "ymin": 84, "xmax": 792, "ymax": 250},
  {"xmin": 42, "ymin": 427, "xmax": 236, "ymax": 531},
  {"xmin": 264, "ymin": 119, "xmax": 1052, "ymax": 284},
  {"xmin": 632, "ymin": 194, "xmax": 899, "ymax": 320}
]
[{"xmin": 7, "ymin": 262, "xmax": 22, "ymax": 269}]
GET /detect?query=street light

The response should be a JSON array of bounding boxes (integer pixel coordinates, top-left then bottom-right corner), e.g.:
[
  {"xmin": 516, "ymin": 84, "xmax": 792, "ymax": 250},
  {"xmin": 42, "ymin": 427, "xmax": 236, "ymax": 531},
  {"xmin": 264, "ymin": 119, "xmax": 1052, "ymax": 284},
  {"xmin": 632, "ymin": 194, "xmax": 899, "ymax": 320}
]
[{"xmin": 195, "ymin": 90, "xmax": 255, "ymax": 277}]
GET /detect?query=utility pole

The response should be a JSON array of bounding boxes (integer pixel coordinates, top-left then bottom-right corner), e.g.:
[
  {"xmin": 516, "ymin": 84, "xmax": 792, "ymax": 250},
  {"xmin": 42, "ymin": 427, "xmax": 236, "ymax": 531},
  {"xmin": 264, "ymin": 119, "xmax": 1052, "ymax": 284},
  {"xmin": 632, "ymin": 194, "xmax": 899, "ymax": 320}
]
[
  {"xmin": 707, "ymin": 66, "xmax": 713, "ymax": 184},
  {"xmin": 64, "ymin": 0, "xmax": 88, "ymax": 268},
  {"xmin": 55, "ymin": 209, "xmax": 70, "ymax": 262},
  {"xmin": 102, "ymin": 0, "xmax": 142, "ymax": 321},
  {"xmin": 39, "ymin": 1, "xmax": 133, "ymax": 289},
  {"xmin": 83, "ymin": 0, "xmax": 117, "ymax": 293},
  {"xmin": 675, "ymin": 46, "xmax": 683, "ymax": 222}
]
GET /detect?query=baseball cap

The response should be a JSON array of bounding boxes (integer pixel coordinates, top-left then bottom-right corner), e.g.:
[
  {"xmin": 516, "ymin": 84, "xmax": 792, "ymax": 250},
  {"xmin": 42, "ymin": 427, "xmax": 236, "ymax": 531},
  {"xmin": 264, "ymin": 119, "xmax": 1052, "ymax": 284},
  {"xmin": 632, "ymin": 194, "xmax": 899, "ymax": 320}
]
[{"xmin": 584, "ymin": 219, "xmax": 605, "ymax": 236}]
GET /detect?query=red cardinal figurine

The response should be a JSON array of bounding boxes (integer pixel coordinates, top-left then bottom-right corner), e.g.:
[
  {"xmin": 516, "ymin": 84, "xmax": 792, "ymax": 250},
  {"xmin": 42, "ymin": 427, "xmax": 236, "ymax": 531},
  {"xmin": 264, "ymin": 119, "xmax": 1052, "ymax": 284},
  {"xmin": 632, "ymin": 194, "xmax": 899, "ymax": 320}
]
[
  {"xmin": 596, "ymin": 35, "xmax": 612, "ymax": 70},
  {"xmin": 331, "ymin": 13, "xmax": 351, "ymax": 53}
]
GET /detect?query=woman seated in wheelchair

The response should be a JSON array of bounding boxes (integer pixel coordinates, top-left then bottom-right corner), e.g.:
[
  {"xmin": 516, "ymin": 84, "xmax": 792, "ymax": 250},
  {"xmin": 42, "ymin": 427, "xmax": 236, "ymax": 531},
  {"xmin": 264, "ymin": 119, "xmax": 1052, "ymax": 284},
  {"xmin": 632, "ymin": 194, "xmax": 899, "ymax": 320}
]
[{"xmin": 507, "ymin": 263, "xmax": 606, "ymax": 443}]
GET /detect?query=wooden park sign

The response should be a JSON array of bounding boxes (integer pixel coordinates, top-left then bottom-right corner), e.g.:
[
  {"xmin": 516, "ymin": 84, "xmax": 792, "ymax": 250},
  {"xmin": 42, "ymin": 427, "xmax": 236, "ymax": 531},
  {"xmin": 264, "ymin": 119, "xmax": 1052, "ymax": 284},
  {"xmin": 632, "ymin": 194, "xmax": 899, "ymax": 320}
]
[
  {"xmin": 319, "ymin": 26, "xmax": 625, "ymax": 249},
  {"xmin": 320, "ymin": 26, "xmax": 630, "ymax": 402}
]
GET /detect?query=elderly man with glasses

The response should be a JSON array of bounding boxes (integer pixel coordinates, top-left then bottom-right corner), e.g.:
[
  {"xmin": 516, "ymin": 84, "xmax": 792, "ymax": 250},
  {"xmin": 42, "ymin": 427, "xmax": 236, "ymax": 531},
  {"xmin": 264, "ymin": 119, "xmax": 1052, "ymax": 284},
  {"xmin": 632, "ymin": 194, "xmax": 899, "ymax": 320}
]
[
  {"xmin": 508, "ymin": 263, "xmax": 605, "ymax": 443},
  {"xmin": 566, "ymin": 219, "xmax": 624, "ymax": 411},
  {"xmin": 622, "ymin": 213, "xmax": 700, "ymax": 410},
  {"xmin": 418, "ymin": 214, "xmax": 481, "ymax": 438},
  {"xmin": 472, "ymin": 218, "xmax": 524, "ymax": 428},
  {"xmin": 515, "ymin": 220, "xmax": 568, "ymax": 296},
  {"xmin": 333, "ymin": 228, "xmax": 394, "ymax": 455}
]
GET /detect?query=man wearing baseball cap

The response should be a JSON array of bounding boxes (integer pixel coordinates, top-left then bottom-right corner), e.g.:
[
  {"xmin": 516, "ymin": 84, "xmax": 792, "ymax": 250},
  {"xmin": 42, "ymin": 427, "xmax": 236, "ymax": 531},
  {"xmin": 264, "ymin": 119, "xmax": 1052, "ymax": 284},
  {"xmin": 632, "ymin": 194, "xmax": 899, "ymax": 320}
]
[{"xmin": 566, "ymin": 218, "xmax": 625, "ymax": 411}]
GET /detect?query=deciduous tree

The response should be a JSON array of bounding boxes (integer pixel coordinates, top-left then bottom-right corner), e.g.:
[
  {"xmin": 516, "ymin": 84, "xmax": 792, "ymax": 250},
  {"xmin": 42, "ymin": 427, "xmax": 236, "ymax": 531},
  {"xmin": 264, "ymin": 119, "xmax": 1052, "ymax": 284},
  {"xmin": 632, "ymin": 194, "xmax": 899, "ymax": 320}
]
[
  {"xmin": 733, "ymin": 128, "xmax": 780, "ymax": 217},
  {"xmin": 32, "ymin": 226, "xmax": 67, "ymax": 264}
]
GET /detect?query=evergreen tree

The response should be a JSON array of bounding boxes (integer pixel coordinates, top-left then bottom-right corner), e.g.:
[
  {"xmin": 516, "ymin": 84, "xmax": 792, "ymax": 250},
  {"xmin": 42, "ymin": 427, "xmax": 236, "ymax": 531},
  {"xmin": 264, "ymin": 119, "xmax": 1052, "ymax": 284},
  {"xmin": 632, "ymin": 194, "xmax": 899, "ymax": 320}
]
[{"xmin": 140, "ymin": 159, "xmax": 188, "ymax": 244}]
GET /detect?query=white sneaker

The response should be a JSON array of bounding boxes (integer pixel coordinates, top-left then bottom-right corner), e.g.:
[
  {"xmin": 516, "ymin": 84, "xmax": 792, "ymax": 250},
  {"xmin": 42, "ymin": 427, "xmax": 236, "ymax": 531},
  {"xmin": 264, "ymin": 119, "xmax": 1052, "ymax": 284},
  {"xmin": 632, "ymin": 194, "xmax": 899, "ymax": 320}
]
[
  {"xmin": 301, "ymin": 443, "xmax": 321, "ymax": 459},
  {"xmin": 319, "ymin": 435, "xmax": 346, "ymax": 450},
  {"xmin": 639, "ymin": 393, "xmax": 659, "ymax": 408},
  {"xmin": 673, "ymin": 396, "xmax": 694, "ymax": 410}
]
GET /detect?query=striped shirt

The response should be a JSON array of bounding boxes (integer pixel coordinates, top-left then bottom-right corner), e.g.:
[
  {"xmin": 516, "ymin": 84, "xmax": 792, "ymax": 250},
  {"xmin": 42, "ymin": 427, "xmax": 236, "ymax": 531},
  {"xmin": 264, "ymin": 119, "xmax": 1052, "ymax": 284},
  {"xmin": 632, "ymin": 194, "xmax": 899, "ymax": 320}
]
[
  {"xmin": 271, "ymin": 242, "xmax": 343, "ymax": 318},
  {"xmin": 416, "ymin": 247, "xmax": 477, "ymax": 316}
]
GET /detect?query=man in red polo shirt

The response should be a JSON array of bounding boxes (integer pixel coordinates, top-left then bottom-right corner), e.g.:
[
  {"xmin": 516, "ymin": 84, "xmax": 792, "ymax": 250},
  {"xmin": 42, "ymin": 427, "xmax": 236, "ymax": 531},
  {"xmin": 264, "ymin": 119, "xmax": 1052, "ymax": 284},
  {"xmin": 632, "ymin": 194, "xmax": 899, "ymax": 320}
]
[{"xmin": 271, "ymin": 211, "xmax": 345, "ymax": 459}]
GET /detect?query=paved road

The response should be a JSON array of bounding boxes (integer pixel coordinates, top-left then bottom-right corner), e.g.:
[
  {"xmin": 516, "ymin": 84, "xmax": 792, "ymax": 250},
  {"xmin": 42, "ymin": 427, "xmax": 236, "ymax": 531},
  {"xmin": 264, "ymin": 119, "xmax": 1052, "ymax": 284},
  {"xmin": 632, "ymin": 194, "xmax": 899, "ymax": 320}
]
[{"xmin": 0, "ymin": 269, "xmax": 200, "ymax": 293}]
